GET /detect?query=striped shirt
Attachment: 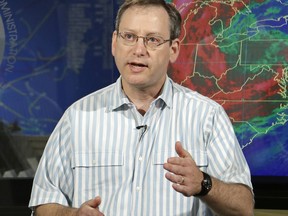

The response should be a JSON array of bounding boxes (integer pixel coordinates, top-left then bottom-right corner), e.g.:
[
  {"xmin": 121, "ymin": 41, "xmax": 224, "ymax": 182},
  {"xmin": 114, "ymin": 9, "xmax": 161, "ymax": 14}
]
[{"xmin": 29, "ymin": 76, "xmax": 252, "ymax": 215}]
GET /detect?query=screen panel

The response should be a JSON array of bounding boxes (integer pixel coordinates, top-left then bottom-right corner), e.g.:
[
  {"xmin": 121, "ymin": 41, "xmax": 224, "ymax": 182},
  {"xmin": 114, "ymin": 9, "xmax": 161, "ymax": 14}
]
[
  {"xmin": 170, "ymin": 0, "xmax": 288, "ymax": 177},
  {"xmin": 0, "ymin": 0, "xmax": 121, "ymax": 177},
  {"xmin": 0, "ymin": 0, "xmax": 287, "ymax": 209}
]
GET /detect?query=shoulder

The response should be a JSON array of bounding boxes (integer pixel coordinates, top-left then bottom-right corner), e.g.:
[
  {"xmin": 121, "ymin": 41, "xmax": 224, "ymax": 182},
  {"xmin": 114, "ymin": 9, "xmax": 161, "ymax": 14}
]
[
  {"xmin": 170, "ymin": 79, "xmax": 221, "ymax": 110},
  {"xmin": 68, "ymin": 82, "xmax": 117, "ymax": 112}
]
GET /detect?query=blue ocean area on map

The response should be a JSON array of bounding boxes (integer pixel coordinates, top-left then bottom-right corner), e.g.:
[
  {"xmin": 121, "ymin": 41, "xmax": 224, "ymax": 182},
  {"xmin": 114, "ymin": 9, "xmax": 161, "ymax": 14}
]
[{"xmin": 250, "ymin": 1, "xmax": 288, "ymax": 34}]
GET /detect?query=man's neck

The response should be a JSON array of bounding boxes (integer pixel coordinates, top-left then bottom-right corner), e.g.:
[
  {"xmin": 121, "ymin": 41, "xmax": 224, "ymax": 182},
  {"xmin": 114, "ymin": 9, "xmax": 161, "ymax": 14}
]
[{"xmin": 122, "ymin": 82, "xmax": 164, "ymax": 115}]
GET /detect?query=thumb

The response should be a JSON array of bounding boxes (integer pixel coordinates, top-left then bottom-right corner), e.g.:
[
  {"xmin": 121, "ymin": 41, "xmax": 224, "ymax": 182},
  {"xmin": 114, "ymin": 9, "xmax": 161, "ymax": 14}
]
[
  {"xmin": 86, "ymin": 196, "xmax": 102, "ymax": 209},
  {"xmin": 175, "ymin": 141, "xmax": 191, "ymax": 158}
]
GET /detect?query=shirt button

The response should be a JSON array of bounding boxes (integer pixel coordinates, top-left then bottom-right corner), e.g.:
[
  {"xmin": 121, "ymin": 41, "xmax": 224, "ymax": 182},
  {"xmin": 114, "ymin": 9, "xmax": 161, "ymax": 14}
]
[
  {"xmin": 136, "ymin": 186, "xmax": 141, "ymax": 191},
  {"xmin": 139, "ymin": 156, "xmax": 143, "ymax": 161}
]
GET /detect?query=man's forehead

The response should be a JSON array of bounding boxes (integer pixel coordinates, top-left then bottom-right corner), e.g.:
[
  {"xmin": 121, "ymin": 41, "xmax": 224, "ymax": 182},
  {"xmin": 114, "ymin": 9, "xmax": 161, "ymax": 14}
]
[{"xmin": 119, "ymin": 5, "xmax": 170, "ymax": 33}]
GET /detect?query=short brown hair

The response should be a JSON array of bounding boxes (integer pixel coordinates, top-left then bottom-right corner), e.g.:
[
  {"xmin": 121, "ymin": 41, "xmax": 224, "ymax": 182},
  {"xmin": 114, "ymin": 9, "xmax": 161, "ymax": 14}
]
[{"xmin": 115, "ymin": 0, "xmax": 182, "ymax": 40}]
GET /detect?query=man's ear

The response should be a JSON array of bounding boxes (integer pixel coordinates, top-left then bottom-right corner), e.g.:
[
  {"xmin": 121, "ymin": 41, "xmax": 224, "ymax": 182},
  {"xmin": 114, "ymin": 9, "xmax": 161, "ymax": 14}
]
[
  {"xmin": 111, "ymin": 31, "xmax": 118, "ymax": 57},
  {"xmin": 169, "ymin": 39, "xmax": 180, "ymax": 63}
]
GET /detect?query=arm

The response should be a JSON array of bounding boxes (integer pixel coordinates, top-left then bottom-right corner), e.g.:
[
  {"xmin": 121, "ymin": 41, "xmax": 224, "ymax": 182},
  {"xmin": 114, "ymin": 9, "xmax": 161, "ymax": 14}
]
[
  {"xmin": 35, "ymin": 204, "xmax": 77, "ymax": 216},
  {"xmin": 202, "ymin": 177, "xmax": 254, "ymax": 216},
  {"xmin": 35, "ymin": 197, "xmax": 104, "ymax": 216},
  {"xmin": 163, "ymin": 142, "xmax": 254, "ymax": 216}
]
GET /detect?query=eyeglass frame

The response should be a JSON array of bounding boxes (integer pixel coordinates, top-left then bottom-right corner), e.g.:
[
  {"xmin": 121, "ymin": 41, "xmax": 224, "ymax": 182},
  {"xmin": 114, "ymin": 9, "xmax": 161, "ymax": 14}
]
[{"xmin": 117, "ymin": 31, "xmax": 173, "ymax": 49}]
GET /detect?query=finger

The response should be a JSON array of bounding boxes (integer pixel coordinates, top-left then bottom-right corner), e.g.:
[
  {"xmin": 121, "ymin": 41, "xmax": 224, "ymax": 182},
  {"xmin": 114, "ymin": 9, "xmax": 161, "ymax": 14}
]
[
  {"xmin": 165, "ymin": 172, "xmax": 185, "ymax": 184},
  {"xmin": 172, "ymin": 183, "xmax": 191, "ymax": 197},
  {"xmin": 175, "ymin": 141, "xmax": 191, "ymax": 158},
  {"xmin": 86, "ymin": 196, "xmax": 102, "ymax": 209},
  {"xmin": 163, "ymin": 160, "xmax": 184, "ymax": 174}
]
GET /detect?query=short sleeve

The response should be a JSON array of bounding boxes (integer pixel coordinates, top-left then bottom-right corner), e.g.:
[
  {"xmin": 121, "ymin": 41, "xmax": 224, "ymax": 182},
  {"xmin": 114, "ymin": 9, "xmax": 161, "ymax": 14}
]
[
  {"xmin": 205, "ymin": 106, "xmax": 253, "ymax": 189},
  {"xmin": 29, "ymin": 110, "xmax": 74, "ymax": 209}
]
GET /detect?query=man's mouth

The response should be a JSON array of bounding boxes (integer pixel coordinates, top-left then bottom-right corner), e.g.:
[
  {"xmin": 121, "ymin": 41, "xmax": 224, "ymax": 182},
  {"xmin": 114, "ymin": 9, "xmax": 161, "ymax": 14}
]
[
  {"xmin": 127, "ymin": 61, "xmax": 148, "ymax": 73},
  {"xmin": 129, "ymin": 62, "xmax": 148, "ymax": 68}
]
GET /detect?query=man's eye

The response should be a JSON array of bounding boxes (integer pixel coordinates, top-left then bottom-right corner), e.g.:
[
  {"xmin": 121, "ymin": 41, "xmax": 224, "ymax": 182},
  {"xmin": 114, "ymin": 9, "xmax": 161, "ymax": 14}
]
[
  {"xmin": 124, "ymin": 33, "xmax": 135, "ymax": 41},
  {"xmin": 147, "ymin": 36, "xmax": 161, "ymax": 44}
]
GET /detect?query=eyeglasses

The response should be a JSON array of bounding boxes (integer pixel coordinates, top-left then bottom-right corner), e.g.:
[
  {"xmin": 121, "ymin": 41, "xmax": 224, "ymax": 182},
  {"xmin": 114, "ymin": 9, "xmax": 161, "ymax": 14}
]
[{"xmin": 117, "ymin": 32, "xmax": 172, "ymax": 49}]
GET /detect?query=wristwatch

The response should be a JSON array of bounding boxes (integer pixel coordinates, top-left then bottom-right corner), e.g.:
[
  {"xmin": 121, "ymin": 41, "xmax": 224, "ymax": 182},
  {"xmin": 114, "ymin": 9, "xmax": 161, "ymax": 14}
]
[{"xmin": 194, "ymin": 171, "xmax": 212, "ymax": 196}]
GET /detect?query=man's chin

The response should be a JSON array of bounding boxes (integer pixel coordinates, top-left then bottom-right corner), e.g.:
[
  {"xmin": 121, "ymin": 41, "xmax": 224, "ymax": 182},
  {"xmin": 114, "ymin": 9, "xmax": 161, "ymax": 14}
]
[{"xmin": 122, "ymin": 76, "xmax": 149, "ymax": 88}]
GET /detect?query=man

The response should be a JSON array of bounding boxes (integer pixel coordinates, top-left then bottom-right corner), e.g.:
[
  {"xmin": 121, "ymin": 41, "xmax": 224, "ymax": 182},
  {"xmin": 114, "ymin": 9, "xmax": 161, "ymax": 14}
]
[{"xmin": 29, "ymin": 0, "xmax": 254, "ymax": 215}]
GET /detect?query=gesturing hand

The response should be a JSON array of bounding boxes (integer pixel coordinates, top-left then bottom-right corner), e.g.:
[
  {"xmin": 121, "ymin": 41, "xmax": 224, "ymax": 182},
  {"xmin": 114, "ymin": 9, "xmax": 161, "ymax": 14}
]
[
  {"xmin": 76, "ymin": 196, "xmax": 104, "ymax": 216},
  {"xmin": 163, "ymin": 141, "xmax": 203, "ymax": 197}
]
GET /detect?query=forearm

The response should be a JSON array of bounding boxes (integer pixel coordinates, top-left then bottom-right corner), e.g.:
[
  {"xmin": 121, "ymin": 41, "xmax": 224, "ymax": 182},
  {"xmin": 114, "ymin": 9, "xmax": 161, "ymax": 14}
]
[
  {"xmin": 201, "ymin": 177, "xmax": 254, "ymax": 216},
  {"xmin": 35, "ymin": 203, "xmax": 77, "ymax": 216}
]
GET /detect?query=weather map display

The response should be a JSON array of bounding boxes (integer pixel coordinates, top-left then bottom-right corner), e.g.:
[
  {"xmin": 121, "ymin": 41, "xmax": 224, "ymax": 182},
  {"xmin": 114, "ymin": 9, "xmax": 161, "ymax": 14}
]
[
  {"xmin": 170, "ymin": 0, "xmax": 288, "ymax": 176},
  {"xmin": 0, "ymin": 0, "xmax": 287, "ymax": 177}
]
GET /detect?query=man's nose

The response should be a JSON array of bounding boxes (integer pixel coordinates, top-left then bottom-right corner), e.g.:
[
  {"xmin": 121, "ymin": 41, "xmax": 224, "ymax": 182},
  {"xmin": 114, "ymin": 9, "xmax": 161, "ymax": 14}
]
[{"xmin": 133, "ymin": 37, "xmax": 147, "ymax": 55}]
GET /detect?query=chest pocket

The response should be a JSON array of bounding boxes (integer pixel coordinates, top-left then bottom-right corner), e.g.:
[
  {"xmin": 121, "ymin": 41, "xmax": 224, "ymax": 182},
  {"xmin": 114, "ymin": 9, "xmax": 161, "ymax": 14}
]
[
  {"xmin": 72, "ymin": 151, "xmax": 124, "ymax": 194},
  {"xmin": 153, "ymin": 150, "xmax": 208, "ymax": 168}
]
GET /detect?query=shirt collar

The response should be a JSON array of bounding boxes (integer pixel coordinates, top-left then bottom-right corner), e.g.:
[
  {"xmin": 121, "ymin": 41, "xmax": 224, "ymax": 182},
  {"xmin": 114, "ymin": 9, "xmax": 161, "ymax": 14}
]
[
  {"xmin": 109, "ymin": 76, "xmax": 173, "ymax": 112},
  {"xmin": 156, "ymin": 76, "xmax": 173, "ymax": 109}
]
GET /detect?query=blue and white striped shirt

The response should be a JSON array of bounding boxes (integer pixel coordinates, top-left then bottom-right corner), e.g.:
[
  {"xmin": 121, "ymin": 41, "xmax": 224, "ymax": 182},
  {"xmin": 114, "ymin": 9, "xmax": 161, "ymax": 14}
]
[{"xmin": 29, "ymin": 76, "xmax": 252, "ymax": 215}]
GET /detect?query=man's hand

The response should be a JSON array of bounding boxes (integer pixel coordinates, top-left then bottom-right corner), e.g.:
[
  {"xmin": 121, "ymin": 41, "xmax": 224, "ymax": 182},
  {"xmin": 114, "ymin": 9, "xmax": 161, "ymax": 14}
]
[
  {"xmin": 76, "ymin": 196, "xmax": 104, "ymax": 216},
  {"xmin": 163, "ymin": 141, "xmax": 254, "ymax": 215},
  {"xmin": 163, "ymin": 141, "xmax": 203, "ymax": 197}
]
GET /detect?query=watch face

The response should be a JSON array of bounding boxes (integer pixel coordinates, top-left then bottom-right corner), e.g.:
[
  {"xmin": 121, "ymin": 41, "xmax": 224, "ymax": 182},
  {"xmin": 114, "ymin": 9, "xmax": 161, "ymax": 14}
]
[
  {"xmin": 203, "ymin": 178, "xmax": 212, "ymax": 189},
  {"xmin": 202, "ymin": 172, "xmax": 212, "ymax": 193}
]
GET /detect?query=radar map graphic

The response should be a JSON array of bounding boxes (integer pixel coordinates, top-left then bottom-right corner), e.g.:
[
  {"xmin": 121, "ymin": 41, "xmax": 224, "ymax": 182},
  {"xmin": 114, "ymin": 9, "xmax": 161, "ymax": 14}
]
[{"xmin": 0, "ymin": 0, "xmax": 287, "ymax": 176}]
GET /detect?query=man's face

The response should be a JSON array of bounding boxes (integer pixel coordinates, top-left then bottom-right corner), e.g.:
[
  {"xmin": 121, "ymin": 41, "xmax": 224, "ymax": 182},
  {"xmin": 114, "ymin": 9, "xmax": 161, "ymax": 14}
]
[{"xmin": 112, "ymin": 5, "xmax": 180, "ymax": 92}]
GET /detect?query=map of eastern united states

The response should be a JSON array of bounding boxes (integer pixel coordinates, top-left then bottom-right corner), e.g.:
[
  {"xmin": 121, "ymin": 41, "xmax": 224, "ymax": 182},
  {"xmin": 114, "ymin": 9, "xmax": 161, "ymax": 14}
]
[{"xmin": 170, "ymin": 0, "xmax": 288, "ymax": 175}]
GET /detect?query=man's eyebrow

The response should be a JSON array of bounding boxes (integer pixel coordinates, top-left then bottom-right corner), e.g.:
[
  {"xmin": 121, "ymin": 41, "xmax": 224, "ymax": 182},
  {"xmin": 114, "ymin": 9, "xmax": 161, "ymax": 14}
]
[{"xmin": 119, "ymin": 28, "xmax": 167, "ymax": 37}]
